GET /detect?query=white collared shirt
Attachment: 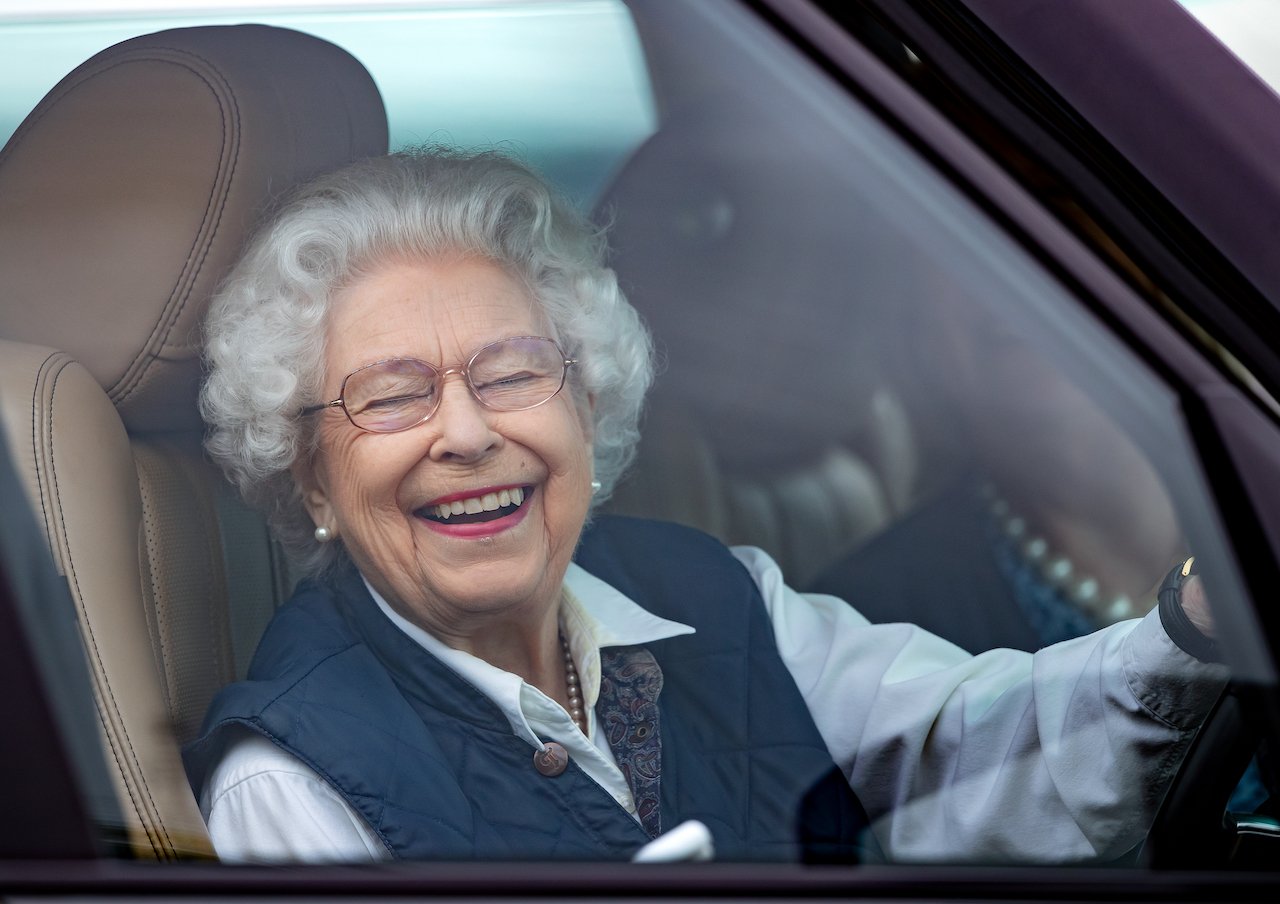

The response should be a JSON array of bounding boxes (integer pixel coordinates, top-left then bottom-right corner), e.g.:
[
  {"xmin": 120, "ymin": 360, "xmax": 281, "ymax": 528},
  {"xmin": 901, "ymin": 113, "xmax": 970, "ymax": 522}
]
[{"xmin": 201, "ymin": 546, "xmax": 1226, "ymax": 864}]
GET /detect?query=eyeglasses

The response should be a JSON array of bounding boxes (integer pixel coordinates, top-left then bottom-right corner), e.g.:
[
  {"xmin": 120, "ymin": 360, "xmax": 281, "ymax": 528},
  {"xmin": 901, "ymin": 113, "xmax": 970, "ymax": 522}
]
[{"xmin": 301, "ymin": 336, "xmax": 577, "ymax": 434}]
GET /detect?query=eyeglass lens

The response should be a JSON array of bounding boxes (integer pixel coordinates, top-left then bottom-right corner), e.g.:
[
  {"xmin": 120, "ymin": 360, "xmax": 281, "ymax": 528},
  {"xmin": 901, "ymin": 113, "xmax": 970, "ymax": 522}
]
[{"xmin": 341, "ymin": 337, "xmax": 569, "ymax": 432}]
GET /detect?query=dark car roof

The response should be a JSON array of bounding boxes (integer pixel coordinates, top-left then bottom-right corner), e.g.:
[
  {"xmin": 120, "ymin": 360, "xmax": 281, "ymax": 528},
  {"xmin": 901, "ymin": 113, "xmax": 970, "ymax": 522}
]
[{"xmin": 967, "ymin": 0, "xmax": 1280, "ymax": 313}]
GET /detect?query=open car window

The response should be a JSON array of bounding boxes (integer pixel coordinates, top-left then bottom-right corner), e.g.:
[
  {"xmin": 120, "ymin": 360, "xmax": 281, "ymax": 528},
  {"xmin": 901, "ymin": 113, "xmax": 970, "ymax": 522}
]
[
  {"xmin": 601, "ymin": 0, "xmax": 1261, "ymax": 862},
  {"xmin": 0, "ymin": 0, "xmax": 655, "ymax": 205},
  {"xmin": 2, "ymin": 0, "xmax": 1279, "ymax": 884}
]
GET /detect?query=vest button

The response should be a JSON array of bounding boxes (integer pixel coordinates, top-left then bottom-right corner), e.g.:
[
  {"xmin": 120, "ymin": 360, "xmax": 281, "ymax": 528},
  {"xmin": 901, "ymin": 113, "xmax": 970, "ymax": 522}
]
[{"xmin": 533, "ymin": 742, "xmax": 569, "ymax": 777}]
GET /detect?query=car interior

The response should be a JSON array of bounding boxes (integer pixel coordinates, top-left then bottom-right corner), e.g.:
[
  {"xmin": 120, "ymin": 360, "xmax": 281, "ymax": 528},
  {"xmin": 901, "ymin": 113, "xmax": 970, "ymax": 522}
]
[
  {"xmin": 0, "ymin": 23, "xmax": 388, "ymax": 857},
  {"xmin": 0, "ymin": 0, "xmax": 1267, "ymax": 867}
]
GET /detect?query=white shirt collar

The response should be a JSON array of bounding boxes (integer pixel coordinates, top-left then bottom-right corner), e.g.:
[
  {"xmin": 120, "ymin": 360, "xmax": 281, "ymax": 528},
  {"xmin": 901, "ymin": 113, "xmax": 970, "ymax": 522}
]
[{"xmin": 361, "ymin": 563, "xmax": 694, "ymax": 747}]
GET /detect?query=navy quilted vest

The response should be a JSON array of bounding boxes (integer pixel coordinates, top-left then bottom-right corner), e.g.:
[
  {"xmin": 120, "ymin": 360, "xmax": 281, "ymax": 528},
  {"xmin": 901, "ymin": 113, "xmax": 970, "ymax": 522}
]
[{"xmin": 185, "ymin": 516, "xmax": 877, "ymax": 862}]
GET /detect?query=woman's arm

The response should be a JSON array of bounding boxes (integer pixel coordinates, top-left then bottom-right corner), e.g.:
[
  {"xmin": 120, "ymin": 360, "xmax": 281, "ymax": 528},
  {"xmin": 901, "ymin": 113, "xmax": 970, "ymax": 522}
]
[
  {"xmin": 202, "ymin": 730, "xmax": 389, "ymax": 862},
  {"xmin": 734, "ymin": 545, "xmax": 1229, "ymax": 863}
]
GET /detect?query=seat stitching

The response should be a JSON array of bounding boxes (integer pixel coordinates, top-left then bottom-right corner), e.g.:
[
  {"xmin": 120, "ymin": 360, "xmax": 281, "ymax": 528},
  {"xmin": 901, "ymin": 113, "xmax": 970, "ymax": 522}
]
[
  {"xmin": 46, "ymin": 364, "xmax": 178, "ymax": 858},
  {"xmin": 192, "ymin": 452, "xmax": 235, "ymax": 686},
  {"xmin": 106, "ymin": 47, "xmax": 241, "ymax": 407},
  {"xmin": 135, "ymin": 452, "xmax": 177, "ymax": 726},
  {"xmin": 0, "ymin": 45, "xmax": 238, "ymax": 412},
  {"xmin": 139, "ymin": 45, "xmax": 241, "ymax": 324},
  {"xmin": 29, "ymin": 351, "xmax": 64, "ymax": 554}
]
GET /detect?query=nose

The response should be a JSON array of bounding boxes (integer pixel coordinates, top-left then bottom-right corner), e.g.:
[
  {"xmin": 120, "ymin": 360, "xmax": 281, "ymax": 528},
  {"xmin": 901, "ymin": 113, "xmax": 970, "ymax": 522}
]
[{"xmin": 426, "ymin": 373, "xmax": 502, "ymax": 462}]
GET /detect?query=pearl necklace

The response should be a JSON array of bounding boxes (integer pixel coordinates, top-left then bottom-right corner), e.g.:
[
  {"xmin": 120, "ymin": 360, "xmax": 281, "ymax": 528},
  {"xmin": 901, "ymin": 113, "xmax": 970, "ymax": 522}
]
[
  {"xmin": 982, "ymin": 485, "xmax": 1150, "ymax": 624},
  {"xmin": 560, "ymin": 632, "xmax": 587, "ymax": 735}
]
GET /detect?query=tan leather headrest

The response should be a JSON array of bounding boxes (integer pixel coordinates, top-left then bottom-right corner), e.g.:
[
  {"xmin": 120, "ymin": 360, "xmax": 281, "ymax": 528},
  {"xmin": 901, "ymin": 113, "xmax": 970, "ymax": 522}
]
[{"xmin": 0, "ymin": 25, "xmax": 389, "ymax": 432}]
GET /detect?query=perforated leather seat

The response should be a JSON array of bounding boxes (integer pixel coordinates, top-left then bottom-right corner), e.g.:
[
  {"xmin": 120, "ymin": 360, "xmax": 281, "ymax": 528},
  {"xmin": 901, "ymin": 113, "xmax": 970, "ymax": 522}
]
[{"xmin": 0, "ymin": 25, "xmax": 387, "ymax": 858}]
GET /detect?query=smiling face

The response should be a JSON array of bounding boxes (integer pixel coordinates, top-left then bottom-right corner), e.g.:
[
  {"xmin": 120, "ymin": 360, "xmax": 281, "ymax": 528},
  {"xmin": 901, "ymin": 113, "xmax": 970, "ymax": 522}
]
[{"xmin": 295, "ymin": 255, "xmax": 595, "ymax": 646}]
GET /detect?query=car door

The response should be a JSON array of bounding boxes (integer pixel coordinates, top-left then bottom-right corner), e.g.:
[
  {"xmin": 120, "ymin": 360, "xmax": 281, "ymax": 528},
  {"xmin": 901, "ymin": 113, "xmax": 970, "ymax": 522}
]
[{"xmin": 3, "ymin": 0, "xmax": 1280, "ymax": 897}]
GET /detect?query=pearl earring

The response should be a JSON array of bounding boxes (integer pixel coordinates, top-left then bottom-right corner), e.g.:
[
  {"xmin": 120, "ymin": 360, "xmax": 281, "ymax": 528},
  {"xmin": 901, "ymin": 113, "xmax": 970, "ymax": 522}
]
[
  {"xmin": 590, "ymin": 479, "xmax": 602, "ymax": 494},
  {"xmin": 314, "ymin": 525, "xmax": 333, "ymax": 543}
]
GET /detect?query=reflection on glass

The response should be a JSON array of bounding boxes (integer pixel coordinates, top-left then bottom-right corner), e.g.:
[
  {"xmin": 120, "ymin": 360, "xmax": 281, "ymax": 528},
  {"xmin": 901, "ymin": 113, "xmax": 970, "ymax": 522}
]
[
  {"xmin": 819, "ymin": 282, "xmax": 1187, "ymax": 652},
  {"xmin": 2, "ymin": 0, "xmax": 1253, "ymax": 873}
]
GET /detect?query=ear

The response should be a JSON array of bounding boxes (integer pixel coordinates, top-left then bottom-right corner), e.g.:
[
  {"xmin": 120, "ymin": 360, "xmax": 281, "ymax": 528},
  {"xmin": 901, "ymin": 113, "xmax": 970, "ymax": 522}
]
[{"xmin": 291, "ymin": 454, "xmax": 336, "ymax": 535}]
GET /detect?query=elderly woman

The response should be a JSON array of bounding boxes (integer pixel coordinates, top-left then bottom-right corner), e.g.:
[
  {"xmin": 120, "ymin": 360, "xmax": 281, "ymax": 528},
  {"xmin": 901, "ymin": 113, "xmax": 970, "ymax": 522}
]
[{"xmin": 185, "ymin": 149, "xmax": 1226, "ymax": 864}]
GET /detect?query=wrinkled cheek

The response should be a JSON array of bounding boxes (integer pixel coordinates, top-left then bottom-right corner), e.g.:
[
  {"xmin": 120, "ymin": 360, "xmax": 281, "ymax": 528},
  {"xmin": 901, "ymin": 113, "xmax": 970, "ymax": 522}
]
[{"xmin": 341, "ymin": 500, "xmax": 415, "ymax": 562}]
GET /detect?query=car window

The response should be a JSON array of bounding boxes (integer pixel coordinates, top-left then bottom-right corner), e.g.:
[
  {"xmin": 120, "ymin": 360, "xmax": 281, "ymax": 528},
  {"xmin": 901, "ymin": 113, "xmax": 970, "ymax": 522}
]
[
  {"xmin": 603, "ymin": 0, "xmax": 1241, "ymax": 644},
  {"xmin": 1, "ymin": 0, "xmax": 1274, "ymax": 880},
  {"xmin": 0, "ymin": 0, "xmax": 655, "ymax": 205}
]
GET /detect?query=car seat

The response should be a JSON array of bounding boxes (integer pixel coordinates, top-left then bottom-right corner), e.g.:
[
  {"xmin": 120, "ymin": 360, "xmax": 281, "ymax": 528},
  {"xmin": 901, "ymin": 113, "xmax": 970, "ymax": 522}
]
[
  {"xmin": 595, "ymin": 97, "xmax": 923, "ymax": 584},
  {"xmin": 0, "ymin": 25, "xmax": 387, "ymax": 858}
]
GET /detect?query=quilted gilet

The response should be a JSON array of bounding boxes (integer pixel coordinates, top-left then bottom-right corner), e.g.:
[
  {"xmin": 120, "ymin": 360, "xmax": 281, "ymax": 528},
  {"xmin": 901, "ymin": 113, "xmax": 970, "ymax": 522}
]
[{"xmin": 185, "ymin": 516, "xmax": 877, "ymax": 862}]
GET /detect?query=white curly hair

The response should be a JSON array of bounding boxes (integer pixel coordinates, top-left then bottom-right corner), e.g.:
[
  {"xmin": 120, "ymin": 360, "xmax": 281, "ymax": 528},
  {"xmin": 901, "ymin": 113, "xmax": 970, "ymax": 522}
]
[{"xmin": 201, "ymin": 148, "xmax": 654, "ymax": 577}]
